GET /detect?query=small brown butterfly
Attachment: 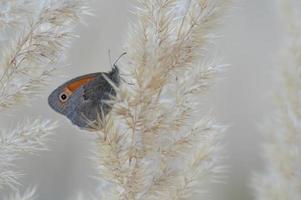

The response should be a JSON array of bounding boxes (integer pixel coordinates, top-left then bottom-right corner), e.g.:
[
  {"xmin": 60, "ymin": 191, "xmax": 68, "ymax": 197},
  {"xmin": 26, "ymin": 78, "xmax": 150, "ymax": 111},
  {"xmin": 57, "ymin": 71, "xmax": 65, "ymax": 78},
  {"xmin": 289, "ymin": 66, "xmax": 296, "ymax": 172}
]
[{"xmin": 48, "ymin": 53, "xmax": 126, "ymax": 129}]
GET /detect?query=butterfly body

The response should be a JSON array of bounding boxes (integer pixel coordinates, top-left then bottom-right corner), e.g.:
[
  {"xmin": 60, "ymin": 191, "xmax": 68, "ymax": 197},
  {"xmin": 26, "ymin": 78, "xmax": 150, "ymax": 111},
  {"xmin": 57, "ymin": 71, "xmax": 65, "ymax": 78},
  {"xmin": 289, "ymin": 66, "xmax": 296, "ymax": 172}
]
[{"xmin": 48, "ymin": 66, "xmax": 120, "ymax": 129}]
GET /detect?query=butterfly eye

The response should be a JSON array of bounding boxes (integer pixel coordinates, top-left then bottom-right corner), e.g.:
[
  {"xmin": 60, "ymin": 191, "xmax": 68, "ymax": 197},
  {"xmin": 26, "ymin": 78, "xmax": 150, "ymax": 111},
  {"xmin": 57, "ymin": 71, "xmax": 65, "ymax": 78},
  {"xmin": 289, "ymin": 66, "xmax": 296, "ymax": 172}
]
[{"xmin": 59, "ymin": 92, "xmax": 69, "ymax": 102}]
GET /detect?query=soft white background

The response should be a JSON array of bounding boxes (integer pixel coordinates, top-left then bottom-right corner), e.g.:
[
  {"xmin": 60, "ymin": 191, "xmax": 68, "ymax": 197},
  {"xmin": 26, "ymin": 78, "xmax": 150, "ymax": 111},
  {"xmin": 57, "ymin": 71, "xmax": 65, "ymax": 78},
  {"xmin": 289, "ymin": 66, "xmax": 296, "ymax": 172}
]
[{"xmin": 0, "ymin": 0, "xmax": 285, "ymax": 199}]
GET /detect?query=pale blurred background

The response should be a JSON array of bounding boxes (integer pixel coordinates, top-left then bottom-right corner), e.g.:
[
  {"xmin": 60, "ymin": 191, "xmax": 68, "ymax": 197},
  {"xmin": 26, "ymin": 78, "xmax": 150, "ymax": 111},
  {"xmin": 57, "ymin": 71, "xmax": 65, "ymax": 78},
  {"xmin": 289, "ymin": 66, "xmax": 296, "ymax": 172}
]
[{"xmin": 0, "ymin": 0, "xmax": 286, "ymax": 199}]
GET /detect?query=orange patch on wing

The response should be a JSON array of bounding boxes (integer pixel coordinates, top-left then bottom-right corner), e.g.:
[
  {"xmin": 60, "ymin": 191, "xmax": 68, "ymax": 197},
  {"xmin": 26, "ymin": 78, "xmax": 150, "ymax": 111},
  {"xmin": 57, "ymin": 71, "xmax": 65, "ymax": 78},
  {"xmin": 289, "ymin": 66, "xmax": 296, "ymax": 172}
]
[{"xmin": 66, "ymin": 76, "xmax": 96, "ymax": 92}]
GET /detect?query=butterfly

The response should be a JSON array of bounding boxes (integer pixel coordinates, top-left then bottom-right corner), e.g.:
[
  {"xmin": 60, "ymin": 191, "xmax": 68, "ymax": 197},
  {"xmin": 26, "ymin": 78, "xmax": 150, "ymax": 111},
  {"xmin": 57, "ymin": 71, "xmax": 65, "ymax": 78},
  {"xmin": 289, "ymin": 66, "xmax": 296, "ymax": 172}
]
[{"xmin": 48, "ymin": 53, "xmax": 126, "ymax": 129}]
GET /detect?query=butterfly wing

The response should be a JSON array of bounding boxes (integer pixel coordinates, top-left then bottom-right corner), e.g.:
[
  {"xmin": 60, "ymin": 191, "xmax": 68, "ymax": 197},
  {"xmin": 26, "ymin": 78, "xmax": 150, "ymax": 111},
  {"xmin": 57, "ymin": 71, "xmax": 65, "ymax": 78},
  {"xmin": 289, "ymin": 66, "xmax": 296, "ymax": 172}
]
[
  {"xmin": 82, "ymin": 73, "xmax": 117, "ymax": 114},
  {"xmin": 48, "ymin": 73, "xmax": 101, "ymax": 115},
  {"xmin": 66, "ymin": 73, "xmax": 118, "ymax": 128},
  {"xmin": 48, "ymin": 70, "xmax": 120, "ymax": 129}
]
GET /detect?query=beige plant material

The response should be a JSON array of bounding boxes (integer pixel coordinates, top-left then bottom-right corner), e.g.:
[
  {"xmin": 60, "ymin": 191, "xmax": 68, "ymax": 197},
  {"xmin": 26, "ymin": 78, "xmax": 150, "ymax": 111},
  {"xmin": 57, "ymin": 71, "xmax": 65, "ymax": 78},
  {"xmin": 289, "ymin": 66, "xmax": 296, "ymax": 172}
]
[
  {"xmin": 0, "ymin": 119, "xmax": 58, "ymax": 189},
  {"xmin": 0, "ymin": 0, "xmax": 87, "ymax": 195},
  {"xmin": 253, "ymin": 0, "xmax": 301, "ymax": 200},
  {"xmin": 0, "ymin": 0, "xmax": 31, "ymax": 31},
  {"xmin": 0, "ymin": 0, "xmax": 88, "ymax": 111},
  {"xmin": 4, "ymin": 188, "xmax": 36, "ymax": 200},
  {"xmin": 93, "ymin": 0, "xmax": 230, "ymax": 199}
]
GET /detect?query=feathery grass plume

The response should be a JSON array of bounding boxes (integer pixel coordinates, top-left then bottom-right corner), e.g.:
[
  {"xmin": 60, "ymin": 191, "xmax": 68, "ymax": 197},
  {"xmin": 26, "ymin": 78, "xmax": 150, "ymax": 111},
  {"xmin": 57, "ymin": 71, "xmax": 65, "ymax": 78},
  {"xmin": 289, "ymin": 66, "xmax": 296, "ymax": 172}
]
[
  {"xmin": 4, "ymin": 188, "xmax": 36, "ymax": 200},
  {"xmin": 0, "ymin": 0, "xmax": 88, "ymax": 111},
  {"xmin": 0, "ymin": 119, "xmax": 58, "ymax": 189},
  {"xmin": 93, "ymin": 0, "xmax": 230, "ymax": 199},
  {"xmin": 0, "ymin": 0, "xmax": 88, "ymax": 193},
  {"xmin": 0, "ymin": 0, "xmax": 31, "ymax": 31},
  {"xmin": 253, "ymin": 1, "xmax": 301, "ymax": 200}
]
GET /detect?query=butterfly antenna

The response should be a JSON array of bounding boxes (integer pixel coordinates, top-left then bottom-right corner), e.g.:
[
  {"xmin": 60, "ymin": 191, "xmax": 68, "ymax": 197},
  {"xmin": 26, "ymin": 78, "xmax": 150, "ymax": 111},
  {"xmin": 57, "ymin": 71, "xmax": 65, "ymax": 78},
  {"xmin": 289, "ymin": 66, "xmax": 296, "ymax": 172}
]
[{"xmin": 113, "ymin": 52, "xmax": 127, "ymax": 68}]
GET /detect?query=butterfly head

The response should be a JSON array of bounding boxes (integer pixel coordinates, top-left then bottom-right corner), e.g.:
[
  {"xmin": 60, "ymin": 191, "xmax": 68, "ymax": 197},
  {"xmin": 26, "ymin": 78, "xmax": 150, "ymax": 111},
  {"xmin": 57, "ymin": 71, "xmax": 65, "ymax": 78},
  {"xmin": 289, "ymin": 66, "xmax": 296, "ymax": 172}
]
[{"xmin": 108, "ymin": 65, "xmax": 120, "ymax": 86}]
